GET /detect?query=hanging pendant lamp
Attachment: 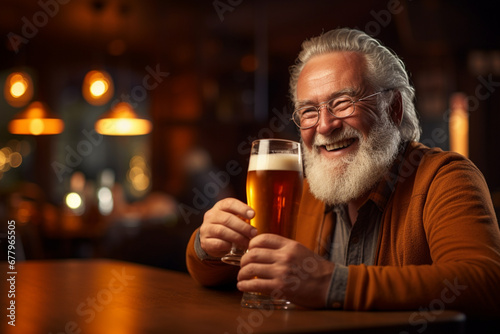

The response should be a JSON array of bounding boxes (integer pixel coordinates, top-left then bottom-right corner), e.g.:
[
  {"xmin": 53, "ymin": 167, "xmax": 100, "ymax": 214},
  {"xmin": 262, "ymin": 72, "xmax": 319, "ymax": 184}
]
[
  {"xmin": 8, "ymin": 101, "xmax": 64, "ymax": 135},
  {"xmin": 94, "ymin": 102, "xmax": 152, "ymax": 136}
]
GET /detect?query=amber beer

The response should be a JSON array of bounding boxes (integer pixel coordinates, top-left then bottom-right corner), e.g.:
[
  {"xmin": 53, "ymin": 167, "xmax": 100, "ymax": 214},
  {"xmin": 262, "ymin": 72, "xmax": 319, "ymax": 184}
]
[{"xmin": 246, "ymin": 144, "xmax": 303, "ymax": 238}]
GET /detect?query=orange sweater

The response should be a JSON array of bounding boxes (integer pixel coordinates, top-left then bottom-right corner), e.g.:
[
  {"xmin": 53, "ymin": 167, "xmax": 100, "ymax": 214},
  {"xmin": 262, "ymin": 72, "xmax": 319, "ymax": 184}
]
[{"xmin": 186, "ymin": 142, "xmax": 500, "ymax": 317}]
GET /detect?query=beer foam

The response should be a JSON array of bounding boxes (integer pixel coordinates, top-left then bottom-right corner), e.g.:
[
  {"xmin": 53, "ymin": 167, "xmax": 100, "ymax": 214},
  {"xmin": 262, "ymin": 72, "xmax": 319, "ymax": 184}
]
[{"xmin": 248, "ymin": 153, "xmax": 302, "ymax": 171}]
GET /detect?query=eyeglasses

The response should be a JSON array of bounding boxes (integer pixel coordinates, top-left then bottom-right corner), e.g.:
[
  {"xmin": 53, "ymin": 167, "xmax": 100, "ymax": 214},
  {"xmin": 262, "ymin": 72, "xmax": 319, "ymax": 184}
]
[{"xmin": 291, "ymin": 89, "xmax": 390, "ymax": 129}]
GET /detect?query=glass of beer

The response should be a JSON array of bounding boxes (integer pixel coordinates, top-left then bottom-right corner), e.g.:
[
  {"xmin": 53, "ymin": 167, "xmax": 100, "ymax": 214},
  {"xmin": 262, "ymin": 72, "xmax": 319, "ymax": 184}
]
[{"xmin": 242, "ymin": 138, "xmax": 303, "ymax": 309}]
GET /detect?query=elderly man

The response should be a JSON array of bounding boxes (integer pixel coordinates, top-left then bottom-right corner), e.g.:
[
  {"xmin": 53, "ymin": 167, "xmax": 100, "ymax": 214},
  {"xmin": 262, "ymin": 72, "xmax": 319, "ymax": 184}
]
[{"xmin": 185, "ymin": 28, "xmax": 500, "ymax": 318}]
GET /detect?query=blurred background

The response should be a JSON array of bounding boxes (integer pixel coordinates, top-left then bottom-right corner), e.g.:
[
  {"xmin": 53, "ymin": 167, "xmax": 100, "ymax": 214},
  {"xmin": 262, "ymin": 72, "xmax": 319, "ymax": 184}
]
[{"xmin": 0, "ymin": 0, "xmax": 499, "ymax": 272}]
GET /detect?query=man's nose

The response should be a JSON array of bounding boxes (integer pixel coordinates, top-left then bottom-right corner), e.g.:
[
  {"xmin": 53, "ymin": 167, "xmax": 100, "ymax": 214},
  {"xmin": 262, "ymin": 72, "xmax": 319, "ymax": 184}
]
[{"xmin": 316, "ymin": 105, "xmax": 342, "ymax": 135}]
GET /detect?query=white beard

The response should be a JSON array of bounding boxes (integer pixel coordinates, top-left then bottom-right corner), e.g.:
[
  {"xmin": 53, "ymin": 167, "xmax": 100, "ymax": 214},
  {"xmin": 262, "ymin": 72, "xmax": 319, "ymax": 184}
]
[{"xmin": 302, "ymin": 111, "xmax": 401, "ymax": 206}]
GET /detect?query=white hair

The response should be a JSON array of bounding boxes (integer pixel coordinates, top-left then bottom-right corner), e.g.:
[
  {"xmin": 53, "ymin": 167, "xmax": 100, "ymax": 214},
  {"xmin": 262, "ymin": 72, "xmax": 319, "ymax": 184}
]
[{"xmin": 289, "ymin": 28, "xmax": 421, "ymax": 142}]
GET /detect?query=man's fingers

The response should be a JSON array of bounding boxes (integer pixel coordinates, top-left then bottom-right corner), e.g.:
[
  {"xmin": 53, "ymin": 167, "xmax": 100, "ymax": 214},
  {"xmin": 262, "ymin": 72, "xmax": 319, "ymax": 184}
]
[
  {"xmin": 205, "ymin": 199, "xmax": 257, "ymax": 239},
  {"xmin": 199, "ymin": 198, "xmax": 258, "ymax": 258},
  {"xmin": 215, "ymin": 198, "xmax": 255, "ymax": 220},
  {"xmin": 238, "ymin": 263, "xmax": 280, "ymax": 281},
  {"xmin": 201, "ymin": 238, "xmax": 232, "ymax": 257},
  {"xmin": 239, "ymin": 247, "xmax": 275, "ymax": 267},
  {"xmin": 248, "ymin": 233, "xmax": 288, "ymax": 250}
]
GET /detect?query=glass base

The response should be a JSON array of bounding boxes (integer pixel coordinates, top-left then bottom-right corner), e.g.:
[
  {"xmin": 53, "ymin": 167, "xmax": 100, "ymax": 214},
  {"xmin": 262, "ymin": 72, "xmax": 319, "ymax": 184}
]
[
  {"xmin": 241, "ymin": 292, "xmax": 295, "ymax": 310},
  {"xmin": 221, "ymin": 253, "xmax": 241, "ymax": 266}
]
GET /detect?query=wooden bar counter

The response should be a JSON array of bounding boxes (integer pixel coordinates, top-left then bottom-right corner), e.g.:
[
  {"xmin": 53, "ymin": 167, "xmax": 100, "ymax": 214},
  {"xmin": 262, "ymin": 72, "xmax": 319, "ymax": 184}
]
[{"xmin": 1, "ymin": 259, "xmax": 465, "ymax": 333}]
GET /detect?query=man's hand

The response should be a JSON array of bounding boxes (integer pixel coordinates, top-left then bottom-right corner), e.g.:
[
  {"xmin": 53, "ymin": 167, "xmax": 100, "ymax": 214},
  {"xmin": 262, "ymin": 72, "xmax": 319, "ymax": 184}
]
[
  {"xmin": 237, "ymin": 234, "xmax": 335, "ymax": 309},
  {"xmin": 199, "ymin": 198, "xmax": 257, "ymax": 258}
]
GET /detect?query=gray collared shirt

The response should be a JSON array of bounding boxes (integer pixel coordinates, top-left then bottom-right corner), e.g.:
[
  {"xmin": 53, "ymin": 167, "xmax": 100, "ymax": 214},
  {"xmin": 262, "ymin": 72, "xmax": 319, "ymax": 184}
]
[{"xmin": 326, "ymin": 202, "xmax": 383, "ymax": 308}]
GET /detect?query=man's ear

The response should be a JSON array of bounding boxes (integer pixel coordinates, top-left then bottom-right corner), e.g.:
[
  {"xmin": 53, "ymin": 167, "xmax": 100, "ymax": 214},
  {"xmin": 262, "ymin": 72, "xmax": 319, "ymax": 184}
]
[{"xmin": 390, "ymin": 90, "xmax": 403, "ymax": 126}]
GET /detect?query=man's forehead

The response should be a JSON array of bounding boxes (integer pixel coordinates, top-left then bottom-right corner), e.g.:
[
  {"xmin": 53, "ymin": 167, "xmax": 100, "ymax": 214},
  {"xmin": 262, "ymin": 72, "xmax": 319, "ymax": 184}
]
[{"xmin": 297, "ymin": 51, "xmax": 367, "ymax": 102}]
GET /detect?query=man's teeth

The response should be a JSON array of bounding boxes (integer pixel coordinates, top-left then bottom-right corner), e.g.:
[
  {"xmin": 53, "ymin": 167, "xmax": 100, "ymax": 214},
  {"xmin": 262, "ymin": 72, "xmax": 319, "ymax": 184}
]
[{"xmin": 325, "ymin": 139, "xmax": 354, "ymax": 151}]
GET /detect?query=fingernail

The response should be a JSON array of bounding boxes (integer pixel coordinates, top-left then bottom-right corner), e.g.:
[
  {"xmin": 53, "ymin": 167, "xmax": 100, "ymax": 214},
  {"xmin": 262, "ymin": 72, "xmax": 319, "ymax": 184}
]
[
  {"xmin": 246, "ymin": 209, "xmax": 255, "ymax": 218},
  {"xmin": 250, "ymin": 228, "xmax": 258, "ymax": 237}
]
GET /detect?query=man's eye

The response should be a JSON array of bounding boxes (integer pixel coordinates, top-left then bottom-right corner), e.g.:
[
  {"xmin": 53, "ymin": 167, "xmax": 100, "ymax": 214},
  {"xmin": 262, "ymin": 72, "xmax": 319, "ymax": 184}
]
[
  {"xmin": 331, "ymin": 98, "xmax": 352, "ymax": 110},
  {"xmin": 301, "ymin": 108, "xmax": 317, "ymax": 118}
]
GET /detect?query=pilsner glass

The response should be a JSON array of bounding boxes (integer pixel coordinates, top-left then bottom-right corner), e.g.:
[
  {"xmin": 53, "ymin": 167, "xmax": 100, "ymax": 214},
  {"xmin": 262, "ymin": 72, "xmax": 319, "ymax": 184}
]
[{"xmin": 227, "ymin": 138, "xmax": 303, "ymax": 309}]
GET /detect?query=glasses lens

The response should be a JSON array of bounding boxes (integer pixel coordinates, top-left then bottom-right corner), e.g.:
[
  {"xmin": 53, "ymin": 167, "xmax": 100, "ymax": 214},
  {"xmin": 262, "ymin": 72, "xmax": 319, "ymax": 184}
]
[
  {"xmin": 296, "ymin": 108, "xmax": 318, "ymax": 128},
  {"xmin": 328, "ymin": 97, "xmax": 354, "ymax": 118}
]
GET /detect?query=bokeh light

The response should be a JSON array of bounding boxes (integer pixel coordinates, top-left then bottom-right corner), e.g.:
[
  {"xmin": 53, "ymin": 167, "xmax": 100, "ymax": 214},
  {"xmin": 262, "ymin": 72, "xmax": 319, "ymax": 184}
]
[
  {"xmin": 65, "ymin": 192, "xmax": 83, "ymax": 210},
  {"xmin": 4, "ymin": 71, "xmax": 34, "ymax": 107},
  {"xmin": 82, "ymin": 70, "xmax": 114, "ymax": 105}
]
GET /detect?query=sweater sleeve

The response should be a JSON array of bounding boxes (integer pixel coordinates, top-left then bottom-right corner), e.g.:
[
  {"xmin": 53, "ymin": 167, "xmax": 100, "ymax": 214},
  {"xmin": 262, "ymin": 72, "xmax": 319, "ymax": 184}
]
[
  {"xmin": 185, "ymin": 228, "xmax": 239, "ymax": 287},
  {"xmin": 344, "ymin": 150, "xmax": 500, "ymax": 318}
]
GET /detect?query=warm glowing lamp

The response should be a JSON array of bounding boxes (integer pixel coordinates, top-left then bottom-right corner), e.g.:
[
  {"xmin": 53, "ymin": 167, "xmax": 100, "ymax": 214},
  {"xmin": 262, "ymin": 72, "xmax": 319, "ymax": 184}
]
[
  {"xmin": 82, "ymin": 70, "xmax": 114, "ymax": 105},
  {"xmin": 449, "ymin": 93, "xmax": 469, "ymax": 158},
  {"xmin": 4, "ymin": 72, "xmax": 34, "ymax": 107},
  {"xmin": 8, "ymin": 101, "xmax": 64, "ymax": 135},
  {"xmin": 95, "ymin": 102, "xmax": 152, "ymax": 136}
]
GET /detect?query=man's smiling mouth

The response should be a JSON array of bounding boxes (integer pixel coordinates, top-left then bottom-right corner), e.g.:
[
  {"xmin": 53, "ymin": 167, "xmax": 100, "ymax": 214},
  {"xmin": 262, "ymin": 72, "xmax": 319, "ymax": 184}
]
[{"xmin": 324, "ymin": 138, "xmax": 356, "ymax": 152}]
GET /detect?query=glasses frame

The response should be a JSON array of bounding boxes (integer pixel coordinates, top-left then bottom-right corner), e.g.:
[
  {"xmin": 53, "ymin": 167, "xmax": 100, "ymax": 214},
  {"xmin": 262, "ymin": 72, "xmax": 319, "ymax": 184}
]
[{"xmin": 291, "ymin": 89, "xmax": 391, "ymax": 129}]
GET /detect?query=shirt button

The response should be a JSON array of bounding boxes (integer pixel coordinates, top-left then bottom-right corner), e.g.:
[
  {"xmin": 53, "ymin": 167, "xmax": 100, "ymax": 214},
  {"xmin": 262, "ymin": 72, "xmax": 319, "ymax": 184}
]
[{"xmin": 351, "ymin": 236, "xmax": 359, "ymax": 244}]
